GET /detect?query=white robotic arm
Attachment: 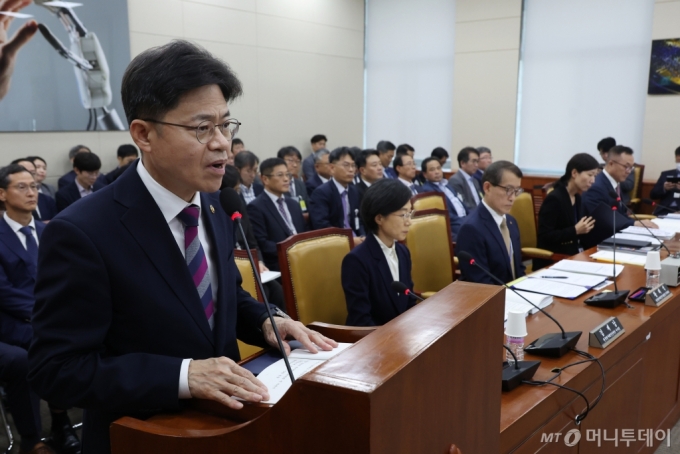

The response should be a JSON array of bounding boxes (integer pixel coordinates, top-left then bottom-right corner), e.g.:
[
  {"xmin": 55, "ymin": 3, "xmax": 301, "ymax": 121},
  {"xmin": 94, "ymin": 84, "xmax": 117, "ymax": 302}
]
[{"xmin": 36, "ymin": 1, "xmax": 124, "ymax": 130}]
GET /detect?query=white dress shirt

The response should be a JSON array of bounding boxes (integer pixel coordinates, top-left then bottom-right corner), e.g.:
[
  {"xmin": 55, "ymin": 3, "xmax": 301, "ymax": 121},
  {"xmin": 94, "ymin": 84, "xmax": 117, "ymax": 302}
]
[
  {"xmin": 3, "ymin": 212, "xmax": 38, "ymax": 249},
  {"xmin": 438, "ymin": 181, "xmax": 467, "ymax": 217},
  {"xmin": 136, "ymin": 161, "xmax": 219, "ymax": 399},
  {"xmin": 361, "ymin": 178, "xmax": 373, "ymax": 188},
  {"xmin": 319, "ymin": 175, "xmax": 329, "ymax": 184},
  {"xmin": 264, "ymin": 189, "xmax": 297, "ymax": 234},
  {"xmin": 75, "ymin": 180, "xmax": 93, "ymax": 198},
  {"xmin": 603, "ymin": 169, "xmax": 618, "ymax": 190},
  {"xmin": 464, "ymin": 171, "xmax": 481, "ymax": 205},
  {"xmin": 482, "ymin": 199, "xmax": 512, "ymax": 256},
  {"xmin": 374, "ymin": 234, "xmax": 399, "ymax": 282},
  {"xmin": 398, "ymin": 177, "xmax": 418, "ymax": 195}
]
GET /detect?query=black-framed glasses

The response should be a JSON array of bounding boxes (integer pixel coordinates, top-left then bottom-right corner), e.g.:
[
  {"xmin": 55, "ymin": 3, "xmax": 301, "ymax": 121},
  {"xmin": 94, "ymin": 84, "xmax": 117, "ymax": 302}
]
[
  {"xmin": 494, "ymin": 184, "xmax": 524, "ymax": 197},
  {"xmin": 143, "ymin": 118, "xmax": 241, "ymax": 144},
  {"xmin": 610, "ymin": 160, "xmax": 635, "ymax": 173}
]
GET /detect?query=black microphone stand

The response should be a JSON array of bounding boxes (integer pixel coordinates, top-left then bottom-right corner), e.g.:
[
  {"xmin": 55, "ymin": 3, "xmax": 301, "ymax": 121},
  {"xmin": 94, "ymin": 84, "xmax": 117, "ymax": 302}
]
[
  {"xmin": 502, "ymin": 345, "xmax": 540, "ymax": 392},
  {"xmin": 232, "ymin": 213, "xmax": 295, "ymax": 384}
]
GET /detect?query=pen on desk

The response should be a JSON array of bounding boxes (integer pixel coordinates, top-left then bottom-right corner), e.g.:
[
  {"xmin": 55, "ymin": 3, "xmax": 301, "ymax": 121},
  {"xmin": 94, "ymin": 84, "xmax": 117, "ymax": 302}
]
[{"xmin": 540, "ymin": 276, "xmax": 568, "ymax": 279}]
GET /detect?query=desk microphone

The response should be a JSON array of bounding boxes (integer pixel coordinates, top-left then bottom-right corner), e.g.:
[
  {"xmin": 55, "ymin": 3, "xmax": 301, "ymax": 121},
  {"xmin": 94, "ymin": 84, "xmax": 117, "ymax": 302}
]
[
  {"xmin": 501, "ymin": 344, "xmax": 540, "ymax": 392},
  {"xmin": 457, "ymin": 251, "xmax": 581, "ymax": 358},
  {"xmin": 584, "ymin": 194, "xmax": 630, "ymax": 308},
  {"xmin": 219, "ymin": 188, "xmax": 295, "ymax": 384},
  {"xmin": 391, "ymin": 281, "xmax": 425, "ymax": 302},
  {"xmin": 642, "ymin": 198, "xmax": 677, "ymax": 215},
  {"xmin": 614, "ymin": 193, "xmax": 672, "ymax": 257}
]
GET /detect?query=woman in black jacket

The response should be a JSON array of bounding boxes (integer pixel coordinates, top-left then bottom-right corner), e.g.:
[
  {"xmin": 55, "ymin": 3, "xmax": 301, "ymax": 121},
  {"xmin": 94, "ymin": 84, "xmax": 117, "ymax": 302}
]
[{"xmin": 534, "ymin": 153, "xmax": 599, "ymax": 270}]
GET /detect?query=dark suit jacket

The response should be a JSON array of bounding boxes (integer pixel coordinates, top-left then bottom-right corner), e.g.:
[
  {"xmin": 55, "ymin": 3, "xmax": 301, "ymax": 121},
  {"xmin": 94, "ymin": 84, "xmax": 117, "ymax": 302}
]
[
  {"xmin": 448, "ymin": 170, "xmax": 482, "ymax": 213},
  {"xmin": 420, "ymin": 181, "xmax": 465, "ymax": 241},
  {"xmin": 581, "ymin": 171, "xmax": 633, "ymax": 249},
  {"xmin": 308, "ymin": 180, "xmax": 364, "ymax": 236},
  {"xmin": 247, "ymin": 192, "xmax": 307, "ymax": 271},
  {"xmin": 28, "ymin": 162, "xmax": 272, "ymax": 454},
  {"xmin": 650, "ymin": 169, "xmax": 680, "ymax": 215},
  {"xmin": 356, "ymin": 179, "xmax": 370, "ymax": 204},
  {"xmin": 35, "ymin": 193, "xmax": 58, "ymax": 221},
  {"xmin": 342, "ymin": 233, "xmax": 415, "ymax": 326},
  {"xmin": 383, "ymin": 167, "xmax": 397, "ymax": 179},
  {"xmin": 285, "ymin": 177, "xmax": 310, "ymax": 211},
  {"xmin": 57, "ymin": 170, "xmax": 76, "ymax": 190},
  {"xmin": 0, "ymin": 217, "xmax": 45, "ymax": 347},
  {"xmin": 472, "ymin": 169, "xmax": 484, "ymax": 185},
  {"xmin": 535, "ymin": 183, "xmax": 583, "ymax": 270},
  {"xmin": 55, "ymin": 179, "xmax": 105, "ymax": 212},
  {"xmin": 455, "ymin": 203, "xmax": 525, "ymax": 284},
  {"xmin": 305, "ymin": 173, "xmax": 325, "ymax": 195}
]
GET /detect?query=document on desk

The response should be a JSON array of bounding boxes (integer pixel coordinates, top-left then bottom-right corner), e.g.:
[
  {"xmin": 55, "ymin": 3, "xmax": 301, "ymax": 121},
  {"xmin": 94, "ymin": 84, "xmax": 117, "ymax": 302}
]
[
  {"xmin": 258, "ymin": 343, "xmax": 353, "ymax": 404},
  {"xmin": 511, "ymin": 277, "xmax": 587, "ymax": 299},
  {"xmin": 528, "ymin": 269, "xmax": 605, "ymax": 288},
  {"xmin": 550, "ymin": 259, "xmax": 624, "ymax": 278},
  {"xmin": 621, "ymin": 225, "xmax": 675, "ymax": 239},
  {"xmin": 505, "ymin": 290, "xmax": 553, "ymax": 322},
  {"xmin": 589, "ymin": 250, "xmax": 647, "ymax": 266}
]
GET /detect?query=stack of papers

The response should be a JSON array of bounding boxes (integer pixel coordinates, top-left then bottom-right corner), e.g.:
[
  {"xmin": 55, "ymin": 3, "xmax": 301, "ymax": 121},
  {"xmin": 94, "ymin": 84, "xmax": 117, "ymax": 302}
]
[
  {"xmin": 589, "ymin": 250, "xmax": 647, "ymax": 266},
  {"xmin": 511, "ymin": 269, "xmax": 604, "ymax": 299},
  {"xmin": 613, "ymin": 233, "xmax": 661, "ymax": 245},
  {"xmin": 621, "ymin": 225, "xmax": 675, "ymax": 240},
  {"xmin": 505, "ymin": 290, "xmax": 553, "ymax": 322},
  {"xmin": 663, "ymin": 213, "xmax": 680, "ymax": 220},
  {"xmin": 257, "ymin": 343, "xmax": 353, "ymax": 404},
  {"xmin": 550, "ymin": 259, "xmax": 624, "ymax": 278}
]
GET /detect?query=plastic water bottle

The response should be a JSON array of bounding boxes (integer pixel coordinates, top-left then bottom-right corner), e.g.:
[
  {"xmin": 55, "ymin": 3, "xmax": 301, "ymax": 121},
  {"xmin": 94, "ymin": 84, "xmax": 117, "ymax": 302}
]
[
  {"xmin": 506, "ymin": 335, "xmax": 525, "ymax": 364},
  {"xmin": 646, "ymin": 269, "xmax": 660, "ymax": 289}
]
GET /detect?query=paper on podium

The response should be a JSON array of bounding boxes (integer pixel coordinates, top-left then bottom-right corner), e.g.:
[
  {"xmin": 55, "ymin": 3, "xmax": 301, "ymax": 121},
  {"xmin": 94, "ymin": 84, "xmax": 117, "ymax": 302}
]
[
  {"xmin": 258, "ymin": 343, "xmax": 353, "ymax": 404},
  {"xmin": 550, "ymin": 259, "xmax": 624, "ymax": 277}
]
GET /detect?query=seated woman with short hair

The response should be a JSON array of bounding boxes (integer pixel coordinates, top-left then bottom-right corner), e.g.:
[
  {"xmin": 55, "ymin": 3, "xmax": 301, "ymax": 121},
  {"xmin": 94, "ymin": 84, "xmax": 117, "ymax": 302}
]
[
  {"xmin": 342, "ymin": 179, "xmax": 415, "ymax": 326},
  {"xmin": 534, "ymin": 153, "xmax": 599, "ymax": 270}
]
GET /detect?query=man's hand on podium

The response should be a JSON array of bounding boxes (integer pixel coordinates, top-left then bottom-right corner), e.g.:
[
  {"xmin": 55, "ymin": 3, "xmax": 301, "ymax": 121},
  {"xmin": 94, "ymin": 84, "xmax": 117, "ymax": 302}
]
[
  {"xmin": 262, "ymin": 317, "xmax": 338, "ymax": 356},
  {"xmin": 188, "ymin": 357, "xmax": 270, "ymax": 410}
]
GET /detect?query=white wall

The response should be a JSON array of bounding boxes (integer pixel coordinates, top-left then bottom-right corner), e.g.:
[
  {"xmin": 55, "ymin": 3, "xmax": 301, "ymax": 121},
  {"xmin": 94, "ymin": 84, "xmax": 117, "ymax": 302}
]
[
  {"xmin": 1, "ymin": 0, "xmax": 365, "ymax": 185},
  {"xmin": 641, "ymin": 0, "xmax": 680, "ymax": 180},
  {"xmin": 451, "ymin": 0, "xmax": 522, "ymax": 165},
  {"xmin": 364, "ymin": 0, "xmax": 456, "ymax": 158}
]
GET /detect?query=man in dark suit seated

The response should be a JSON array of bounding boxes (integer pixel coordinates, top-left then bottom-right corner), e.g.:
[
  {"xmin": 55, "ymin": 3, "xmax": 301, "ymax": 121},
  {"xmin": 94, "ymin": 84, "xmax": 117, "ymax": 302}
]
[
  {"xmin": 448, "ymin": 147, "xmax": 483, "ymax": 212},
  {"xmin": 104, "ymin": 144, "xmax": 139, "ymax": 184},
  {"xmin": 355, "ymin": 149, "xmax": 383, "ymax": 203},
  {"xmin": 55, "ymin": 152, "xmax": 105, "ymax": 212},
  {"xmin": 247, "ymin": 158, "xmax": 307, "ymax": 271},
  {"xmin": 10, "ymin": 158, "xmax": 57, "ymax": 222},
  {"xmin": 304, "ymin": 148, "xmax": 331, "ymax": 195},
  {"xmin": 342, "ymin": 179, "xmax": 415, "ymax": 326},
  {"xmin": 0, "ymin": 165, "xmax": 81, "ymax": 454},
  {"xmin": 377, "ymin": 140, "xmax": 397, "ymax": 179},
  {"xmin": 277, "ymin": 146, "xmax": 310, "ymax": 212},
  {"xmin": 650, "ymin": 146, "xmax": 680, "ymax": 215},
  {"xmin": 234, "ymin": 150, "xmax": 263, "ymax": 205},
  {"xmin": 474, "ymin": 147, "xmax": 492, "ymax": 185},
  {"xmin": 582, "ymin": 145, "xmax": 657, "ymax": 248},
  {"xmin": 456, "ymin": 161, "xmax": 526, "ymax": 284},
  {"xmin": 57, "ymin": 144, "xmax": 91, "ymax": 190},
  {"xmin": 27, "ymin": 156, "xmax": 57, "ymax": 199},
  {"xmin": 597, "ymin": 137, "xmax": 635, "ymax": 205},
  {"xmin": 394, "ymin": 154, "xmax": 421, "ymax": 196},
  {"xmin": 302, "ymin": 134, "xmax": 327, "ymax": 181},
  {"xmin": 420, "ymin": 157, "xmax": 466, "ymax": 241},
  {"xmin": 27, "ymin": 40, "xmax": 336, "ymax": 454},
  {"xmin": 309, "ymin": 147, "xmax": 365, "ymax": 244}
]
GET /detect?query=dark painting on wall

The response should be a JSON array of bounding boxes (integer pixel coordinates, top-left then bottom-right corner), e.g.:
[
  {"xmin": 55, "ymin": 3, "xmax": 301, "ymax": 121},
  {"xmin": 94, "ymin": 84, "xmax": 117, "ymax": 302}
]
[
  {"xmin": 0, "ymin": 0, "xmax": 130, "ymax": 132},
  {"xmin": 648, "ymin": 38, "xmax": 680, "ymax": 95}
]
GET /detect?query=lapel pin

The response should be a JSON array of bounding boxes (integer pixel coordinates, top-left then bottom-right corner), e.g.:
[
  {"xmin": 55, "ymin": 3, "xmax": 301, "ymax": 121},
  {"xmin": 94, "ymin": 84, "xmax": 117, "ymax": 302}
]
[{"xmin": 210, "ymin": 205, "xmax": 215, "ymax": 214}]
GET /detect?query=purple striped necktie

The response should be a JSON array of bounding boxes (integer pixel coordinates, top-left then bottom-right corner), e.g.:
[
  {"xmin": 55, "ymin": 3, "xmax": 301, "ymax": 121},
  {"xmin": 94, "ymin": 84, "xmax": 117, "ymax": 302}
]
[{"xmin": 177, "ymin": 205, "xmax": 215, "ymax": 329}]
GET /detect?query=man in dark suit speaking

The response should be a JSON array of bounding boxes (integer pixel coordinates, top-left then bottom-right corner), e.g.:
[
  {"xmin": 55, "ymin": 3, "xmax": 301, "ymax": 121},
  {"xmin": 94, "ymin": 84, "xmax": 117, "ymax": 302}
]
[{"xmin": 28, "ymin": 40, "xmax": 336, "ymax": 454}]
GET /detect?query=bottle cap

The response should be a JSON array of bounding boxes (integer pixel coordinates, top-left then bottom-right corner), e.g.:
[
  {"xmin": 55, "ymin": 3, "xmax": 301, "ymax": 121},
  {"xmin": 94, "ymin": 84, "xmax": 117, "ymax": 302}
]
[
  {"xmin": 505, "ymin": 310, "xmax": 527, "ymax": 337},
  {"xmin": 645, "ymin": 250, "xmax": 661, "ymax": 271}
]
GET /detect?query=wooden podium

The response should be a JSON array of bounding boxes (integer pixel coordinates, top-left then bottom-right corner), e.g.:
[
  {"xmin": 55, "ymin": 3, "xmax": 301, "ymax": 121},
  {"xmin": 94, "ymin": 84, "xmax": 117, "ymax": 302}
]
[{"xmin": 110, "ymin": 281, "xmax": 505, "ymax": 454}]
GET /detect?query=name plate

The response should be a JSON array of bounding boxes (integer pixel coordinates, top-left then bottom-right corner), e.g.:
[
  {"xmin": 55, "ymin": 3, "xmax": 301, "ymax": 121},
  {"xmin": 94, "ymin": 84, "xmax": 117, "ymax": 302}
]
[
  {"xmin": 645, "ymin": 284, "xmax": 672, "ymax": 307},
  {"xmin": 589, "ymin": 316, "xmax": 625, "ymax": 349}
]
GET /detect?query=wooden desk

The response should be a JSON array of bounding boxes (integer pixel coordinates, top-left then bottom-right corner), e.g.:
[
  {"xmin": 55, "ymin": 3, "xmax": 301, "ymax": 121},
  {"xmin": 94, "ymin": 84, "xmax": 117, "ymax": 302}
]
[{"xmin": 501, "ymin": 243, "xmax": 680, "ymax": 453}]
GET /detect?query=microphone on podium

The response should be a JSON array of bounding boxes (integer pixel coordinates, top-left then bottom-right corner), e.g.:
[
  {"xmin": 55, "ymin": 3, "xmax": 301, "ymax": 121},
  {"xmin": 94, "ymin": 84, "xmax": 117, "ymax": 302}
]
[
  {"xmin": 219, "ymin": 188, "xmax": 295, "ymax": 384},
  {"xmin": 391, "ymin": 281, "xmax": 425, "ymax": 302},
  {"xmin": 457, "ymin": 251, "xmax": 581, "ymax": 358},
  {"xmin": 642, "ymin": 198, "xmax": 677, "ymax": 214}
]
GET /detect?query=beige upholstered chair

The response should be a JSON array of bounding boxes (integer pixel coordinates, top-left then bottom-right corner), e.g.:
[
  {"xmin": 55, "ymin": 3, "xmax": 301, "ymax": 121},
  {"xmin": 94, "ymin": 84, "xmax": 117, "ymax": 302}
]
[
  {"xmin": 277, "ymin": 228, "xmax": 354, "ymax": 325},
  {"xmin": 403, "ymin": 208, "xmax": 456, "ymax": 298},
  {"xmin": 411, "ymin": 191, "xmax": 446, "ymax": 212},
  {"xmin": 234, "ymin": 249, "xmax": 265, "ymax": 360}
]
